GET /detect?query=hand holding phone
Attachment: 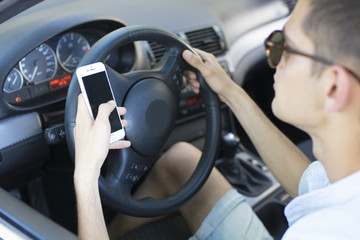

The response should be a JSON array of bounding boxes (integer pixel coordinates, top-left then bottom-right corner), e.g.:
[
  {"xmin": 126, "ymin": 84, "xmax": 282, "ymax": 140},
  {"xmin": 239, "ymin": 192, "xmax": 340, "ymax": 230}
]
[{"xmin": 76, "ymin": 62, "xmax": 125, "ymax": 143}]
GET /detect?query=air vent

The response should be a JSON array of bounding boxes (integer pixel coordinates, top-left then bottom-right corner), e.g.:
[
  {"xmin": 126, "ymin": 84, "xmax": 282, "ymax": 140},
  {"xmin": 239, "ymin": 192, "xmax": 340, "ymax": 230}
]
[
  {"xmin": 148, "ymin": 26, "xmax": 226, "ymax": 65},
  {"xmin": 184, "ymin": 26, "xmax": 225, "ymax": 56},
  {"xmin": 148, "ymin": 41, "xmax": 166, "ymax": 63}
]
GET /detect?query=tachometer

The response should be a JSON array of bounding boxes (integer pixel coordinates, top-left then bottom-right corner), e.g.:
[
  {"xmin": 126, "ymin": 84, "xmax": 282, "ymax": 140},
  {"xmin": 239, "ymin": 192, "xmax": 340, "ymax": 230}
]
[
  {"xmin": 3, "ymin": 68, "xmax": 23, "ymax": 93},
  {"xmin": 56, "ymin": 32, "xmax": 90, "ymax": 72},
  {"xmin": 19, "ymin": 43, "xmax": 57, "ymax": 84}
]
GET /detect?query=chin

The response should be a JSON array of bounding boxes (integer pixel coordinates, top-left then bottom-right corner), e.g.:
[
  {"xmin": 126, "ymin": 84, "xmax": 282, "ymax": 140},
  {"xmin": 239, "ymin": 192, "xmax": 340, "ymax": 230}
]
[
  {"xmin": 271, "ymin": 100, "xmax": 288, "ymax": 123},
  {"xmin": 271, "ymin": 99, "xmax": 279, "ymax": 117}
]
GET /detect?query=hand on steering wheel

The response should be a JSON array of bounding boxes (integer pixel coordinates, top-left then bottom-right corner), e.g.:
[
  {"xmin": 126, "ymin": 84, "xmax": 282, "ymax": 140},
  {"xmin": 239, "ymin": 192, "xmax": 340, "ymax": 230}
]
[{"xmin": 183, "ymin": 48, "xmax": 234, "ymax": 103}]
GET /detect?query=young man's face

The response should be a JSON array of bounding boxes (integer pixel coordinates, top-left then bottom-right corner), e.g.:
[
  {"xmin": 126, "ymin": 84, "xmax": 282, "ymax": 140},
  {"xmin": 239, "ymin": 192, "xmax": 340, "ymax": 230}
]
[{"xmin": 271, "ymin": 0, "xmax": 325, "ymax": 132}]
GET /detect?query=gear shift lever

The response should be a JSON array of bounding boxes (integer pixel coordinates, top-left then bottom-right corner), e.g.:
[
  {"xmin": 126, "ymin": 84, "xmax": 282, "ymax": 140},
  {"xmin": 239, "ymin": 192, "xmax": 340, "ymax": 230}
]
[
  {"xmin": 217, "ymin": 131, "xmax": 271, "ymax": 196},
  {"xmin": 222, "ymin": 132, "xmax": 240, "ymax": 159},
  {"xmin": 218, "ymin": 131, "xmax": 246, "ymax": 187}
]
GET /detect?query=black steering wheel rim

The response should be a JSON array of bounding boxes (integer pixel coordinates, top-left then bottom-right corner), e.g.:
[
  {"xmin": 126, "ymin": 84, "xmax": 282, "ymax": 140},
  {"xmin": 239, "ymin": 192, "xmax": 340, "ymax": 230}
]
[{"xmin": 65, "ymin": 25, "xmax": 221, "ymax": 217}]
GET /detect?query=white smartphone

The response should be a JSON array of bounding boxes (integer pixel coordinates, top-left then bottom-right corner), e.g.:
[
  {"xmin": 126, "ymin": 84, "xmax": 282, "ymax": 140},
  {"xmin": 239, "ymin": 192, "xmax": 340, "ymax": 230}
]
[{"xmin": 76, "ymin": 62, "xmax": 125, "ymax": 143}]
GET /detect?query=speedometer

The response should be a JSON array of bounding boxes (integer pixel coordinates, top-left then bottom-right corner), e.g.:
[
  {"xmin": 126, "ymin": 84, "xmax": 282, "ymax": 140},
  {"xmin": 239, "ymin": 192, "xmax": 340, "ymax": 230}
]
[
  {"xmin": 19, "ymin": 43, "xmax": 57, "ymax": 84},
  {"xmin": 56, "ymin": 32, "xmax": 90, "ymax": 73}
]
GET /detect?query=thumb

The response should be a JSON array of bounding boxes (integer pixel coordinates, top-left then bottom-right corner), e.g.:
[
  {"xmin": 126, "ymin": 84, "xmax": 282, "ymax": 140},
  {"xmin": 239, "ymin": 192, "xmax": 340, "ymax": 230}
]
[
  {"xmin": 95, "ymin": 100, "xmax": 116, "ymax": 123},
  {"xmin": 183, "ymin": 50, "xmax": 207, "ymax": 73}
]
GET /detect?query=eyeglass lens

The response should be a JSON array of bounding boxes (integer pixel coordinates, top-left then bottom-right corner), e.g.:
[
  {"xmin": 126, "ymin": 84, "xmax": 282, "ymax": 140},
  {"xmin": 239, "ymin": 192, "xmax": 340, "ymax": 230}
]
[{"xmin": 265, "ymin": 31, "xmax": 284, "ymax": 68}]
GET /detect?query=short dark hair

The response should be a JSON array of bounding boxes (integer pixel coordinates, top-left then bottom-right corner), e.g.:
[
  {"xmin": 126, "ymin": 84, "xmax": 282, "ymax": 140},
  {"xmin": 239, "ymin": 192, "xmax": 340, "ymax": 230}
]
[{"xmin": 302, "ymin": 0, "xmax": 360, "ymax": 76}]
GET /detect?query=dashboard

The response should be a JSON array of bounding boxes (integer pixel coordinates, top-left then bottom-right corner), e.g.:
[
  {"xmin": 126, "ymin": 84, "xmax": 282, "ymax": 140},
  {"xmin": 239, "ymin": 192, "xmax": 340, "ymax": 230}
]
[{"xmin": 0, "ymin": 0, "xmax": 289, "ymax": 116}]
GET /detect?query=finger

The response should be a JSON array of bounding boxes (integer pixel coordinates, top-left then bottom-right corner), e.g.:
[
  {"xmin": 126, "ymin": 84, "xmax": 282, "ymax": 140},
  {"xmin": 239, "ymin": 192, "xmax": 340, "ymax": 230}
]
[
  {"xmin": 117, "ymin": 107, "xmax": 127, "ymax": 116},
  {"xmin": 193, "ymin": 48, "xmax": 212, "ymax": 58},
  {"xmin": 188, "ymin": 78, "xmax": 200, "ymax": 88},
  {"xmin": 184, "ymin": 71, "xmax": 199, "ymax": 86},
  {"xmin": 184, "ymin": 70, "xmax": 200, "ymax": 94},
  {"xmin": 183, "ymin": 50, "xmax": 208, "ymax": 73},
  {"xmin": 193, "ymin": 48, "xmax": 217, "ymax": 69},
  {"xmin": 184, "ymin": 70, "xmax": 197, "ymax": 80},
  {"xmin": 109, "ymin": 140, "xmax": 131, "ymax": 149},
  {"xmin": 121, "ymin": 119, "xmax": 128, "ymax": 127},
  {"xmin": 95, "ymin": 101, "xmax": 116, "ymax": 123},
  {"xmin": 191, "ymin": 48, "xmax": 215, "ymax": 65},
  {"xmin": 191, "ymin": 85, "xmax": 200, "ymax": 94},
  {"xmin": 75, "ymin": 94, "xmax": 93, "ymax": 127}
]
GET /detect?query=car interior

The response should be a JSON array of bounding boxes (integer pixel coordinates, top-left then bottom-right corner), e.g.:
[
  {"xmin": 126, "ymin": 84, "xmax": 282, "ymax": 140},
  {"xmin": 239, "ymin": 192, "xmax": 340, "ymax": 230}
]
[{"xmin": 0, "ymin": 0, "xmax": 316, "ymax": 239}]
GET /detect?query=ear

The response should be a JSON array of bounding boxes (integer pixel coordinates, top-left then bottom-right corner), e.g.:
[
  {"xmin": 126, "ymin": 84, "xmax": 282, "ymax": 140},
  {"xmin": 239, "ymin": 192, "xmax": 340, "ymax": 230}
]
[{"xmin": 324, "ymin": 65, "xmax": 351, "ymax": 112}]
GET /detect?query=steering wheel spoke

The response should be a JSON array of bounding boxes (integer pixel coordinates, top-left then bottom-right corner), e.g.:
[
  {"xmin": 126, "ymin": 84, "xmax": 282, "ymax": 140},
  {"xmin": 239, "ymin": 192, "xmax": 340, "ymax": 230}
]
[
  {"xmin": 124, "ymin": 52, "xmax": 186, "ymax": 96},
  {"xmin": 103, "ymin": 148, "xmax": 154, "ymax": 187},
  {"xmin": 157, "ymin": 51, "xmax": 187, "ymax": 94}
]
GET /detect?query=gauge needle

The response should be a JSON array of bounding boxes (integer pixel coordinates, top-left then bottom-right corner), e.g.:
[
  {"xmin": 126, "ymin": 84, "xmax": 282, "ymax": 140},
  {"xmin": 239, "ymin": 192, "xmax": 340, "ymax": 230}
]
[
  {"xmin": 31, "ymin": 65, "xmax": 38, "ymax": 82},
  {"xmin": 12, "ymin": 75, "xmax": 18, "ymax": 86},
  {"xmin": 63, "ymin": 54, "xmax": 73, "ymax": 66}
]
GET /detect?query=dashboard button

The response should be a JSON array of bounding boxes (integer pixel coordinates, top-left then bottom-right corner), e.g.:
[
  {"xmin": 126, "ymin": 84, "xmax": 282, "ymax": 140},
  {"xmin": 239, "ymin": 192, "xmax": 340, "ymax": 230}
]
[
  {"xmin": 44, "ymin": 124, "xmax": 66, "ymax": 144},
  {"xmin": 125, "ymin": 172, "xmax": 139, "ymax": 184},
  {"xmin": 131, "ymin": 163, "xmax": 148, "ymax": 172}
]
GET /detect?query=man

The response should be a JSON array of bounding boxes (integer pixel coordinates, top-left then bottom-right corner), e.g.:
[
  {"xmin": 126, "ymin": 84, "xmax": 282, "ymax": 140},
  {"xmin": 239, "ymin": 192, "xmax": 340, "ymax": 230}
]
[{"xmin": 74, "ymin": 0, "xmax": 360, "ymax": 239}]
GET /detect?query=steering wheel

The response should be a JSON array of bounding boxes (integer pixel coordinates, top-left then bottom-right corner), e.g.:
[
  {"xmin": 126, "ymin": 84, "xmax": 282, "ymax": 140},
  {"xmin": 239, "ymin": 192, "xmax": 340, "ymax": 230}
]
[{"xmin": 65, "ymin": 26, "xmax": 220, "ymax": 217}]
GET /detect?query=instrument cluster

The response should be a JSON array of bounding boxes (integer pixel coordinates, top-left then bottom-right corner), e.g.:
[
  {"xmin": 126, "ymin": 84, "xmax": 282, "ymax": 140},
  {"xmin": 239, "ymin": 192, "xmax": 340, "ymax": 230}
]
[{"xmin": 3, "ymin": 26, "xmax": 135, "ymax": 107}]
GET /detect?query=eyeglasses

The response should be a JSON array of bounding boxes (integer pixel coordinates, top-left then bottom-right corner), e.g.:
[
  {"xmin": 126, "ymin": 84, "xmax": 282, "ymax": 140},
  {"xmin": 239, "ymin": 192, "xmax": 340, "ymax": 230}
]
[{"xmin": 264, "ymin": 30, "xmax": 360, "ymax": 82}]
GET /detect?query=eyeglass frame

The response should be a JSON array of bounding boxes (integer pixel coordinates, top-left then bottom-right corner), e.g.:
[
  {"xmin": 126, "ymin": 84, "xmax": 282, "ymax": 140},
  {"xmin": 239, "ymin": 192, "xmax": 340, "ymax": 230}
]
[{"xmin": 264, "ymin": 30, "xmax": 360, "ymax": 82}]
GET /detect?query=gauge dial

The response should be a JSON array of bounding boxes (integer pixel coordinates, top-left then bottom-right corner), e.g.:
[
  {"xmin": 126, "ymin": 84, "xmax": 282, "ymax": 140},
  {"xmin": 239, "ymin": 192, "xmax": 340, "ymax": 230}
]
[
  {"xmin": 19, "ymin": 43, "xmax": 57, "ymax": 84},
  {"xmin": 56, "ymin": 32, "xmax": 90, "ymax": 72},
  {"xmin": 3, "ymin": 68, "xmax": 23, "ymax": 93}
]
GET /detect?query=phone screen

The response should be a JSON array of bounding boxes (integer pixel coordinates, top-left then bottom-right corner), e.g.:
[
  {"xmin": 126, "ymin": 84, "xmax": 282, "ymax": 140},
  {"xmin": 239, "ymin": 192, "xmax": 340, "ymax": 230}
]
[{"xmin": 82, "ymin": 71, "xmax": 123, "ymax": 133}]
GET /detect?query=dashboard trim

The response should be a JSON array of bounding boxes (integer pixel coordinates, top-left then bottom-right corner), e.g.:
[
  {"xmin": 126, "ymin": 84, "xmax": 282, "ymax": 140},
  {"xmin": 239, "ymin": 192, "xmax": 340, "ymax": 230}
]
[{"xmin": 0, "ymin": 112, "xmax": 42, "ymax": 150}]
